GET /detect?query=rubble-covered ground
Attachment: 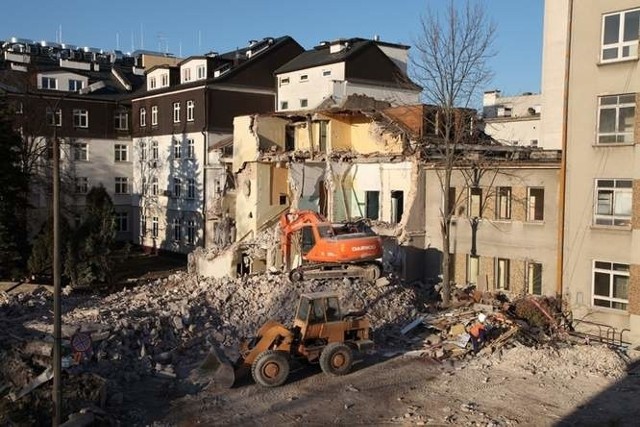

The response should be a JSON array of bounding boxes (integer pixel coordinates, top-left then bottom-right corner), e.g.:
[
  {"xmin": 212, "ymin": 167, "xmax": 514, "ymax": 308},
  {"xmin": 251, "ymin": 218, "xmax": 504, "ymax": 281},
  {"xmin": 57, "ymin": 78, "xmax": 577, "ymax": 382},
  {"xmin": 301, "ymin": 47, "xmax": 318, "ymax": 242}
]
[{"xmin": 1, "ymin": 269, "xmax": 639, "ymax": 426}]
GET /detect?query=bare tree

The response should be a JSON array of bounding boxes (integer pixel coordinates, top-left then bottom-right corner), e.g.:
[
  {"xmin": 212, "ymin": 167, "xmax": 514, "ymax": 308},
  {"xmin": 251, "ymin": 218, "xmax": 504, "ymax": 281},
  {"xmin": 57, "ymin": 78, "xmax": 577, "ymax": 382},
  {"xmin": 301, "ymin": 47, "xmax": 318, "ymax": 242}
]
[{"xmin": 412, "ymin": 0, "xmax": 496, "ymax": 305}]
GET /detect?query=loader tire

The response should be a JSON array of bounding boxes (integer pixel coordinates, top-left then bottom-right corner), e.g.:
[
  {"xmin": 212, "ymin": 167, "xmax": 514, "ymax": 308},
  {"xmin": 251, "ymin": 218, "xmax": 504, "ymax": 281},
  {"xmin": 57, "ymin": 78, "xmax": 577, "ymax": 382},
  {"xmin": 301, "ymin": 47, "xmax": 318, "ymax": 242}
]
[
  {"xmin": 319, "ymin": 343, "xmax": 353, "ymax": 376},
  {"xmin": 251, "ymin": 350, "xmax": 290, "ymax": 387},
  {"xmin": 289, "ymin": 268, "xmax": 303, "ymax": 282}
]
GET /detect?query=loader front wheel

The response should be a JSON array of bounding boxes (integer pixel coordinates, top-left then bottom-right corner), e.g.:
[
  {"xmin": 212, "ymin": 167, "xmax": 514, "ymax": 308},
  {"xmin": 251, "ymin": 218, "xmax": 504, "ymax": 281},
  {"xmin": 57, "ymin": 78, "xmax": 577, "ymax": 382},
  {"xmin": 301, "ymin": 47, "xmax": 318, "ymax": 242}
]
[
  {"xmin": 289, "ymin": 268, "xmax": 303, "ymax": 282},
  {"xmin": 320, "ymin": 343, "xmax": 353, "ymax": 376},
  {"xmin": 252, "ymin": 350, "xmax": 290, "ymax": 387}
]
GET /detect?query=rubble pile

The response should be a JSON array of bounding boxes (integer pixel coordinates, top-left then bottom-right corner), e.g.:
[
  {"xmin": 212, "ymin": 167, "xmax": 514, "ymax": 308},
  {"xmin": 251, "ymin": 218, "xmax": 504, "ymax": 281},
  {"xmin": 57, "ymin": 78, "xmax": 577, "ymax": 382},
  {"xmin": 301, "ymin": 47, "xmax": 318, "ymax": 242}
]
[{"xmin": 1, "ymin": 269, "xmax": 426, "ymax": 423}]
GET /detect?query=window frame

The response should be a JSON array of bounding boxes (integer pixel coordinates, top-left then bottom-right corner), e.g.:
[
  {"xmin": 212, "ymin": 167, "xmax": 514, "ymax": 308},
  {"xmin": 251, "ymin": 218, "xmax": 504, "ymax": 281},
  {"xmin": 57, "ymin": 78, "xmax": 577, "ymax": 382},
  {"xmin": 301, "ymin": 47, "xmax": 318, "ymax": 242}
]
[
  {"xmin": 172, "ymin": 218, "xmax": 182, "ymax": 241},
  {"xmin": 495, "ymin": 186, "xmax": 512, "ymax": 220},
  {"xmin": 139, "ymin": 107, "xmax": 146, "ymax": 127},
  {"xmin": 186, "ymin": 100, "xmax": 195, "ymax": 122},
  {"xmin": 526, "ymin": 262, "xmax": 543, "ymax": 295},
  {"xmin": 187, "ymin": 138, "xmax": 195, "ymax": 159},
  {"xmin": 300, "ymin": 99, "xmax": 308, "ymax": 108},
  {"xmin": 73, "ymin": 143, "xmax": 88, "ymax": 161},
  {"xmin": 114, "ymin": 110, "xmax": 128, "ymax": 130},
  {"xmin": 73, "ymin": 109, "xmax": 89, "ymax": 128},
  {"xmin": 592, "ymin": 260, "xmax": 629, "ymax": 311},
  {"xmin": 151, "ymin": 177, "xmax": 158, "ymax": 196},
  {"xmin": 114, "ymin": 177, "xmax": 130, "ymax": 194},
  {"xmin": 187, "ymin": 220, "xmax": 196, "ymax": 245},
  {"xmin": 152, "ymin": 216, "xmax": 159, "ymax": 238},
  {"xmin": 527, "ymin": 187, "xmax": 545, "ymax": 222},
  {"xmin": 42, "ymin": 76, "xmax": 57, "ymax": 90},
  {"xmin": 151, "ymin": 141, "xmax": 159, "ymax": 160},
  {"xmin": 114, "ymin": 144, "xmax": 129, "ymax": 162},
  {"xmin": 495, "ymin": 258, "xmax": 510, "ymax": 291},
  {"xmin": 151, "ymin": 105, "xmax": 158, "ymax": 126},
  {"xmin": 75, "ymin": 177, "xmax": 88, "ymax": 194},
  {"xmin": 115, "ymin": 212, "xmax": 128, "ymax": 232},
  {"xmin": 196, "ymin": 64, "xmax": 206, "ymax": 80},
  {"xmin": 173, "ymin": 102, "xmax": 181, "ymax": 123},
  {"xmin": 46, "ymin": 108, "xmax": 62, "ymax": 127},
  {"xmin": 594, "ymin": 179, "xmax": 632, "ymax": 227},
  {"xmin": 601, "ymin": 8, "xmax": 640, "ymax": 63},
  {"xmin": 173, "ymin": 177, "xmax": 182, "ymax": 198},
  {"xmin": 280, "ymin": 100, "xmax": 289, "ymax": 110},
  {"xmin": 187, "ymin": 178, "xmax": 196, "ymax": 199},
  {"xmin": 173, "ymin": 139, "xmax": 182, "ymax": 159},
  {"xmin": 68, "ymin": 79, "xmax": 84, "ymax": 92},
  {"xmin": 597, "ymin": 94, "xmax": 635, "ymax": 144}
]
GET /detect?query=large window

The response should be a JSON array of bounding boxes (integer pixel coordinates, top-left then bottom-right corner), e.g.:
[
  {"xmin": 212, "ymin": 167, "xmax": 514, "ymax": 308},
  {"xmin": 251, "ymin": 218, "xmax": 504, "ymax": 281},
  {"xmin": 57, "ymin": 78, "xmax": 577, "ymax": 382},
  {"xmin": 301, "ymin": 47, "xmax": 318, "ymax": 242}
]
[
  {"xmin": 115, "ymin": 212, "xmax": 128, "ymax": 232},
  {"xmin": 151, "ymin": 105, "xmax": 158, "ymax": 126},
  {"xmin": 152, "ymin": 217, "xmax": 159, "ymax": 238},
  {"xmin": 73, "ymin": 109, "xmax": 88, "ymax": 128},
  {"xmin": 526, "ymin": 262, "xmax": 542, "ymax": 295},
  {"xmin": 186, "ymin": 100, "xmax": 194, "ymax": 122},
  {"xmin": 173, "ymin": 102, "xmax": 180, "ymax": 123},
  {"xmin": 161, "ymin": 74, "xmax": 168, "ymax": 87},
  {"xmin": 593, "ymin": 261, "xmax": 629, "ymax": 310},
  {"xmin": 496, "ymin": 187, "xmax": 512, "ymax": 220},
  {"xmin": 601, "ymin": 9, "xmax": 640, "ymax": 62},
  {"xmin": 183, "ymin": 68, "xmax": 192, "ymax": 82},
  {"xmin": 149, "ymin": 76, "xmax": 157, "ymax": 89},
  {"xmin": 151, "ymin": 177, "xmax": 158, "ymax": 196},
  {"xmin": 140, "ymin": 214, "xmax": 146, "ymax": 236},
  {"xmin": 527, "ymin": 188, "xmax": 545, "ymax": 221},
  {"xmin": 46, "ymin": 108, "xmax": 62, "ymax": 127},
  {"xmin": 73, "ymin": 143, "xmax": 88, "ymax": 161},
  {"xmin": 114, "ymin": 144, "xmax": 128, "ymax": 162},
  {"xmin": 115, "ymin": 177, "xmax": 129, "ymax": 194},
  {"xmin": 594, "ymin": 179, "xmax": 632, "ymax": 226},
  {"xmin": 597, "ymin": 94, "xmax": 635, "ymax": 144},
  {"xmin": 114, "ymin": 111, "xmax": 128, "ymax": 130},
  {"xmin": 495, "ymin": 258, "xmax": 510, "ymax": 290}
]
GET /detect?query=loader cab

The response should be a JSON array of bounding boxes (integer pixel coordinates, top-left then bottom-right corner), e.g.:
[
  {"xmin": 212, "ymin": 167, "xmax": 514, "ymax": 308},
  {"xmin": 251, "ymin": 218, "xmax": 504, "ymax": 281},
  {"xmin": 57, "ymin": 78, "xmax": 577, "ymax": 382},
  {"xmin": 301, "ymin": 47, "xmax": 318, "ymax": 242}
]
[{"xmin": 294, "ymin": 292, "xmax": 343, "ymax": 342}]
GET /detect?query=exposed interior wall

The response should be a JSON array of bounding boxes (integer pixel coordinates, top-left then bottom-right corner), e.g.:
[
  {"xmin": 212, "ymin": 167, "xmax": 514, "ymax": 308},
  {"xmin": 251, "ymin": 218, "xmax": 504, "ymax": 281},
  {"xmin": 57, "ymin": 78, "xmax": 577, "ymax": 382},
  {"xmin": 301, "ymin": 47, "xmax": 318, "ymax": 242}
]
[
  {"xmin": 288, "ymin": 162, "xmax": 324, "ymax": 212},
  {"xmin": 232, "ymin": 115, "xmax": 259, "ymax": 173}
]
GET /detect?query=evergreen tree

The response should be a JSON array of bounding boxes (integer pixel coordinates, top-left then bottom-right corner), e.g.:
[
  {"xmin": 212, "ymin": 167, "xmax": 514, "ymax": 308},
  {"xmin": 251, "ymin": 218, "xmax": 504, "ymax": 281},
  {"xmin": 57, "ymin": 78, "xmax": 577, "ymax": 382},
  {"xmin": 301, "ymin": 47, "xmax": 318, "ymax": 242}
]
[
  {"xmin": 65, "ymin": 185, "xmax": 116, "ymax": 287},
  {"xmin": 0, "ymin": 97, "xmax": 29, "ymax": 278}
]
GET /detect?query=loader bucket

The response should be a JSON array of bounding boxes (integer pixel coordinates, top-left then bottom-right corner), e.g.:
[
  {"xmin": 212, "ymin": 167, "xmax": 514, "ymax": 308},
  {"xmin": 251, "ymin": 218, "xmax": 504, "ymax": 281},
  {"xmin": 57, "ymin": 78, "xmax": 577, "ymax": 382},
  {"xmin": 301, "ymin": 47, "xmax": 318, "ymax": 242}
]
[{"xmin": 190, "ymin": 344, "xmax": 236, "ymax": 390}]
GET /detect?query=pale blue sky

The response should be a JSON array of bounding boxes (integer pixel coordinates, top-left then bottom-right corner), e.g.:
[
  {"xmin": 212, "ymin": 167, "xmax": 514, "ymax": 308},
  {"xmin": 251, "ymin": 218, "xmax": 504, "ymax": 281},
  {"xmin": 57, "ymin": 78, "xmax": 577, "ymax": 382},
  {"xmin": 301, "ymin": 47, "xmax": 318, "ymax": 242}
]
[{"xmin": 3, "ymin": 0, "xmax": 543, "ymax": 97}]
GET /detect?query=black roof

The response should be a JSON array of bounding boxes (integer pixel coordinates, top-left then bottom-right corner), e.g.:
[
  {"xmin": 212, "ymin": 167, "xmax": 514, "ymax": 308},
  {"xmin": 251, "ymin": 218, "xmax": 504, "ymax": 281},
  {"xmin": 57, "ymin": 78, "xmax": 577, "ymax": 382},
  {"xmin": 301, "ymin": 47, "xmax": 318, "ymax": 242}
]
[{"xmin": 274, "ymin": 38, "xmax": 408, "ymax": 74}]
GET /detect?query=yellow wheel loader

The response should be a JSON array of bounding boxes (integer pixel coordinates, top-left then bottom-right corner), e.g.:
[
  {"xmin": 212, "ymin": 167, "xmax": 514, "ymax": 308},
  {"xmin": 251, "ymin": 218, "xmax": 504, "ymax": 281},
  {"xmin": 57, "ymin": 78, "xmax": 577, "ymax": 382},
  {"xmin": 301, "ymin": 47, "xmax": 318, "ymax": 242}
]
[{"xmin": 196, "ymin": 291, "xmax": 374, "ymax": 388}]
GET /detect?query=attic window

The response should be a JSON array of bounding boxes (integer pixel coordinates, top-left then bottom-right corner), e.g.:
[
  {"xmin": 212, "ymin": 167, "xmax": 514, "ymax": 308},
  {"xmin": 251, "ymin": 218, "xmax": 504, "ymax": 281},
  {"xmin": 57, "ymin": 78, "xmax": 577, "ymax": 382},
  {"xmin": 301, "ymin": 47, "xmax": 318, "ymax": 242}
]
[
  {"xmin": 322, "ymin": 70, "xmax": 331, "ymax": 76},
  {"xmin": 300, "ymin": 74, "xmax": 308, "ymax": 82},
  {"xmin": 280, "ymin": 77, "xmax": 290, "ymax": 86}
]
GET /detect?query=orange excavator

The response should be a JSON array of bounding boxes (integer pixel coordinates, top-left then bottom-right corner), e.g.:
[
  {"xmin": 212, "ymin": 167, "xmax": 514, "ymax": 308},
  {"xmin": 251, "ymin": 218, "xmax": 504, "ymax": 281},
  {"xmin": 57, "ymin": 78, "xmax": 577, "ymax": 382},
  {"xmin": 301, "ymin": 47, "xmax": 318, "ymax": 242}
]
[{"xmin": 279, "ymin": 210, "xmax": 383, "ymax": 282}]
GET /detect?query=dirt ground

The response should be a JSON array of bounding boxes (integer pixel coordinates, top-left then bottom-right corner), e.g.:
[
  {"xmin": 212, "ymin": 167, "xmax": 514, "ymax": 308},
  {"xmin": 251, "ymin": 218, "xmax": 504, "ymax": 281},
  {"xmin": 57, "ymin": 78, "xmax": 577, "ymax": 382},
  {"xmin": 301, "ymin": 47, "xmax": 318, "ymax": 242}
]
[{"xmin": 156, "ymin": 346, "xmax": 640, "ymax": 427}]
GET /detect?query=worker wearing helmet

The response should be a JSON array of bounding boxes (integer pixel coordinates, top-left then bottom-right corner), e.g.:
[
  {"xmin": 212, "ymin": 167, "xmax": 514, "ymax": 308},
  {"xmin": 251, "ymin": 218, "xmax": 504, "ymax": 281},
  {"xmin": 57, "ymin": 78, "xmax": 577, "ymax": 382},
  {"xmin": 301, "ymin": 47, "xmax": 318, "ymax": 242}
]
[{"xmin": 468, "ymin": 313, "xmax": 488, "ymax": 354}]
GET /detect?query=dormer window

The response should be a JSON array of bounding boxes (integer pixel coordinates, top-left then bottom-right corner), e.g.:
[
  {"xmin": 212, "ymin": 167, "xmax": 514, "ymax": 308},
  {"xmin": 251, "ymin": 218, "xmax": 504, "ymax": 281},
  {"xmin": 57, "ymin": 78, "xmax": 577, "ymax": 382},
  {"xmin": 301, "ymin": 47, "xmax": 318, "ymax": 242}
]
[
  {"xmin": 322, "ymin": 70, "xmax": 331, "ymax": 77},
  {"xmin": 183, "ymin": 68, "xmax": 192, "ymax": 82},
  {"xmin": 149, "ymin": 77, "xmax": 157, "ymax": 89},
  {"xmin": 69, "ymin": 79, "xmax": 84, "ymax": 91},
  {"xmin": 42, "ymin": 77, "xmax": 57, "ymax": 90},
  {"xmin": 161, "ymin": 74, "xmax": 168, "ymax": 87},
  {"xmin": 197, "ymin": 65, "xmax": 206, "ymax": 80}
]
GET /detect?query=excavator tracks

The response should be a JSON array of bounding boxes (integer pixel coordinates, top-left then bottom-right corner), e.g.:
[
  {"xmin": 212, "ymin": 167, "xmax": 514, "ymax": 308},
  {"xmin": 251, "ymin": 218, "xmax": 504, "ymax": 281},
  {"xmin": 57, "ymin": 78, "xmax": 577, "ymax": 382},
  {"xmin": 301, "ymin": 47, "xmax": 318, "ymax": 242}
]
[{"xmin": 289, "ymin": 262, "xmax": 382, "ymax": 283}]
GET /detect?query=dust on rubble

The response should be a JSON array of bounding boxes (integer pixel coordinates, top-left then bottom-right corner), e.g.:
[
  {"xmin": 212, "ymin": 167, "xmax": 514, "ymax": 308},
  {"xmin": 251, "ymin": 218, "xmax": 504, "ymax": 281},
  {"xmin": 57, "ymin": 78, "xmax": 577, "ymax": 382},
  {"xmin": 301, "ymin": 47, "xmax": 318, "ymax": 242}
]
[{"xmin": 1, "ymin": 270, "xmax": 637, "ymax": 426}]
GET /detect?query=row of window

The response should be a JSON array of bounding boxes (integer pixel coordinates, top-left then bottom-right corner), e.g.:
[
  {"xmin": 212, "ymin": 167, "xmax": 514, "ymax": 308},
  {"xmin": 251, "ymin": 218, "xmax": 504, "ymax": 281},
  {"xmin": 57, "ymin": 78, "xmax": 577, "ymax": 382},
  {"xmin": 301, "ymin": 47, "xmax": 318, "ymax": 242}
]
[
  {"xmin": 71, "ymin": 139, "xmax": 196, "ymax": 162},
  {"xmin": 139, "ymin": 101, "xmax": 195, "ymax": 126},
  {"xmin": 46, "ymin": 108, "xmax": 128, "ymax": 130},
  {"xmin": 280, "ymin": 99, "xmax": 308, "ymax": 110},
  {"xmin": 279, "ymin": 70, "xmax": 331, "ymax": 86},
  {"xmin": 140, "ymin": 215, "xmax": 197, "ymax": 245},
  {"xmin": 41, "ymin": 77, "xmax": 84, "ymax": 92},
  {"xmin": 465, "ymin": 255, "xmax": 629, "ymax": 312},
  {"xmin": 74, "ymin": 176, "xmax": 198, "ymax": 198}
]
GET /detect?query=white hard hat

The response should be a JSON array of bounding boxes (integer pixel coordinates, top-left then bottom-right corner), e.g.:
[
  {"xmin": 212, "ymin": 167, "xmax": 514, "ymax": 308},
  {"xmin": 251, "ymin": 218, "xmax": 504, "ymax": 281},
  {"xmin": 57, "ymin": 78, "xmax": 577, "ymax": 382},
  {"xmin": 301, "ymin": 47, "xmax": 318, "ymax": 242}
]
[{"xmin": 478, "ymin": 313, "xmax": 487, "ymax": 323}]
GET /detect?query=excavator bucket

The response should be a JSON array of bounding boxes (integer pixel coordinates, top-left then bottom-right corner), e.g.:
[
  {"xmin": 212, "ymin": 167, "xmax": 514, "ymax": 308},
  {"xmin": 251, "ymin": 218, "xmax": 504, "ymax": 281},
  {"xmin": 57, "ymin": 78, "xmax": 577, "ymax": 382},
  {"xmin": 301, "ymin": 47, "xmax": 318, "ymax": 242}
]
[{"xmin": 190, "ymin": 342, "xmax": 236, "ymax": 390}]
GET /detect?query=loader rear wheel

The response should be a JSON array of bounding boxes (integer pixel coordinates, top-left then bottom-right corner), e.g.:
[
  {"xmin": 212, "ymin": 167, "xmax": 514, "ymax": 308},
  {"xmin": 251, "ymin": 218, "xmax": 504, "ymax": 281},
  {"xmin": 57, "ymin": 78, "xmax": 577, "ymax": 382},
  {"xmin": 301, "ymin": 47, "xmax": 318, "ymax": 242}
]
[
  {"xmin": 289, "ymin": 268, "xmax": 303, "ymax": 282},
  {"xmin": 364, "ymin": 264, "xmax": 382, "ymax": 282},
  {"xmin": 252, "ymin": 350, "xmax": 290, "ymax": 387},
  {"xmin": 320, "ymin": 343, "xmax": 353, "ymax": 376}
]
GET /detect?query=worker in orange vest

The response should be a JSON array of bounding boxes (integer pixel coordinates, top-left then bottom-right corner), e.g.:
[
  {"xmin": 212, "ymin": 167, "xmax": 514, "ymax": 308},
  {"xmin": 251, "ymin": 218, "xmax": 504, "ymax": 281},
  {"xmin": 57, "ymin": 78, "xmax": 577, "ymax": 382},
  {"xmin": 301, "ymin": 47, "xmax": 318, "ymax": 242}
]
[{"xmin": 468, "ymin": 313, "xmax": 488, "ymax": 354}]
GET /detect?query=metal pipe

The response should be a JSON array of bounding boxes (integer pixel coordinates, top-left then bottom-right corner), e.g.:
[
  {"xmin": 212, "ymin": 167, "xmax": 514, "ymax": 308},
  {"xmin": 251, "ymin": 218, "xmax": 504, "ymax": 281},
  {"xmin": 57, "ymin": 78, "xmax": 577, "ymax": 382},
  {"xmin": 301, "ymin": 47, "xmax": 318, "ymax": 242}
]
[{"xmin": 52, "ymin": 130, "xmax": 62, "ymax": 426}]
